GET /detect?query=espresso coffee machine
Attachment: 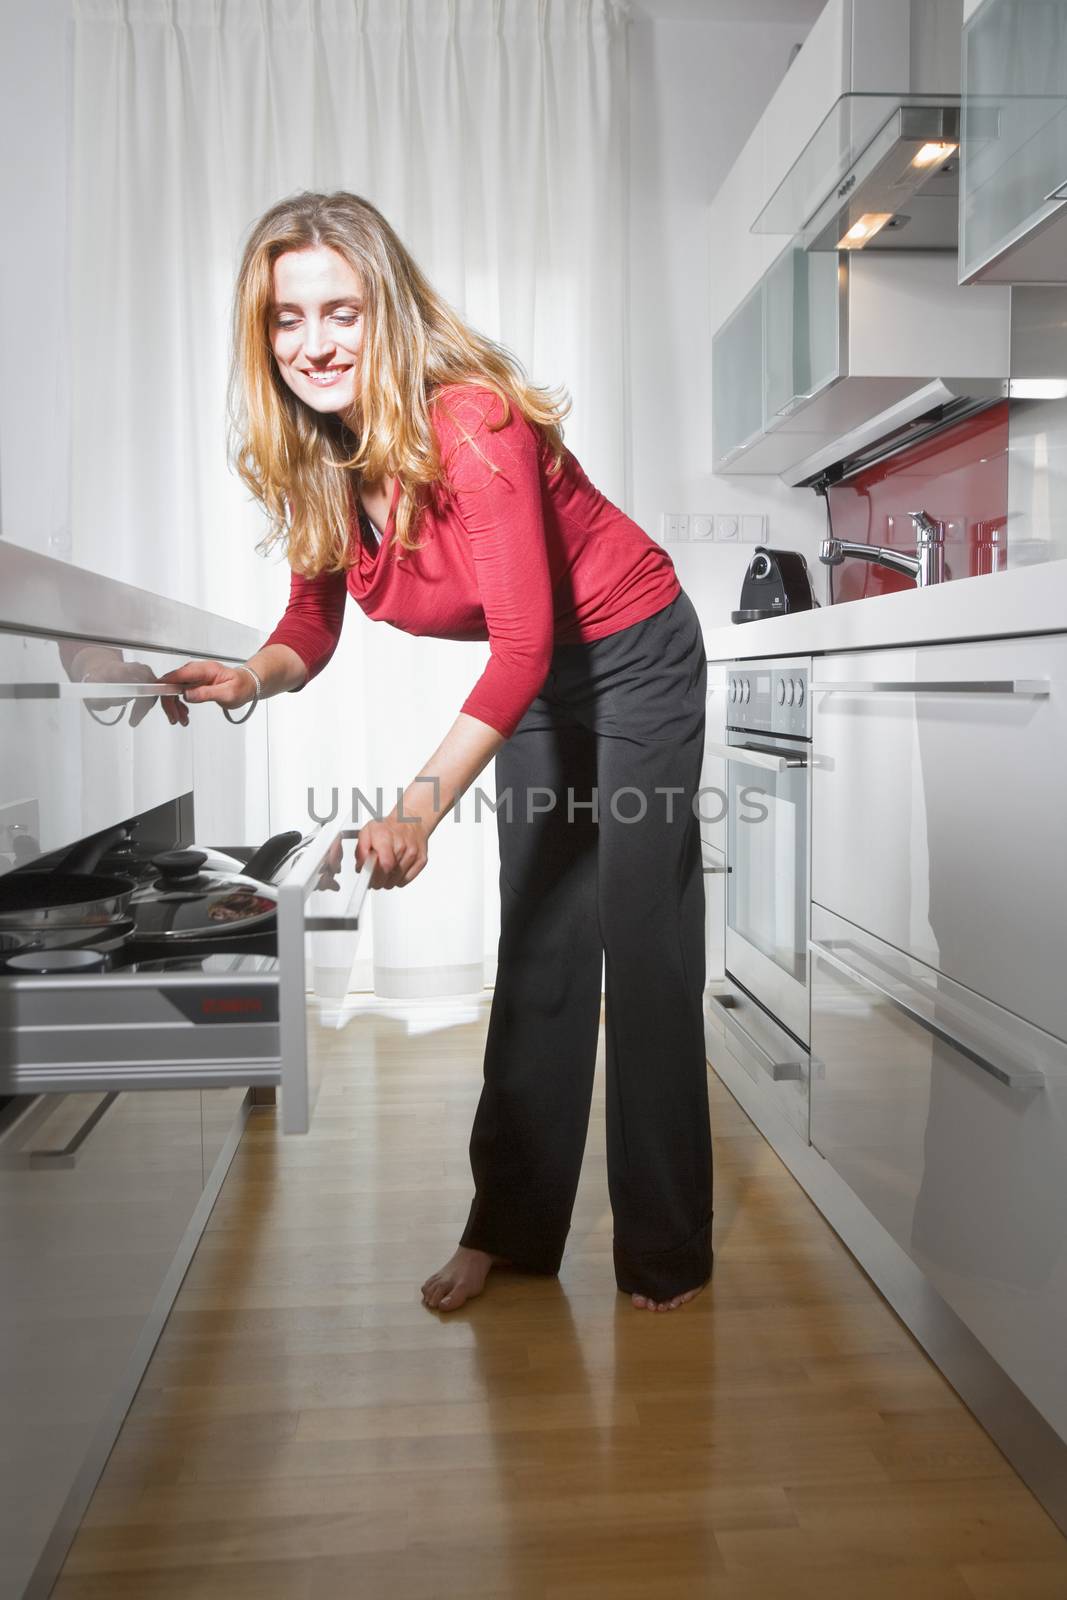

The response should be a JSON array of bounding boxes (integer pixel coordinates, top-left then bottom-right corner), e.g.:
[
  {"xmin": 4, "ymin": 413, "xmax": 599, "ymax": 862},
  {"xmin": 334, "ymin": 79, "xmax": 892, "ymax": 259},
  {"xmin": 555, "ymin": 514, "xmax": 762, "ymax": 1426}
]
[{"xmin": 731, "ymin": 547, "xmax": 818, "ymax": 624}]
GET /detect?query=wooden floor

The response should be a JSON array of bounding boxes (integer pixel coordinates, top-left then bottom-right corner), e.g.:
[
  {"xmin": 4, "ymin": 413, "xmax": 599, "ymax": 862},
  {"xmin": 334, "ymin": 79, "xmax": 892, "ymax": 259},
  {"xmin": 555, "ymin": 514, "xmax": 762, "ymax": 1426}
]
[{"xmin": 57, "ymin": 994, "xmax": 1067, "ymax": 1599}]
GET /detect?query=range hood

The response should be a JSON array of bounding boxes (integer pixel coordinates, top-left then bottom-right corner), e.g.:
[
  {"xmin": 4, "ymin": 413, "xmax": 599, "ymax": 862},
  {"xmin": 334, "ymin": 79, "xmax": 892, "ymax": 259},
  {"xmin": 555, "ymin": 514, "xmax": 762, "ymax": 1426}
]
[{"xmin": 753, "ymin": 93, "xmax": 968, "ymax": 254}]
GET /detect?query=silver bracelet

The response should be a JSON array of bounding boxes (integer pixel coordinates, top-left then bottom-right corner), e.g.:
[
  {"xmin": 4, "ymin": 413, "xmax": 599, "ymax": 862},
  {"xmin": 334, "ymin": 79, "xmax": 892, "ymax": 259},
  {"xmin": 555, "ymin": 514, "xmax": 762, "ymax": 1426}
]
[{"xmin": 222, "ymin": 664, "xmax": 263, "ymax": 725}]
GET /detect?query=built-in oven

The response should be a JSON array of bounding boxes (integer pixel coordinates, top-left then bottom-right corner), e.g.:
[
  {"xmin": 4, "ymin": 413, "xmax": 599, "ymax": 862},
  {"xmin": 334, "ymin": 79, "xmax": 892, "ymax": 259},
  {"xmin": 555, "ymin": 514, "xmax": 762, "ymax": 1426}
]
[{"xmin": 705, "ymin": 657, "xmax": 812, "ymax": 1139}]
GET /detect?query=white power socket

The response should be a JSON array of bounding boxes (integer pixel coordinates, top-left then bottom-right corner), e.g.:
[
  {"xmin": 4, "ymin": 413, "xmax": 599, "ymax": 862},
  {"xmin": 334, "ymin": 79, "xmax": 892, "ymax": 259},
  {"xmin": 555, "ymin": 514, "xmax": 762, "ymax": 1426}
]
[
  {"xmin": 660, "ymin": 514, "xmax": 690, "ymax": 542},
  {"xmin": 691, "ymin": 515, "xmax": 714, "ymax": 542},
  {"xmin": 714, "ymin": 514, "xmax": 740, "ymax": 542}
]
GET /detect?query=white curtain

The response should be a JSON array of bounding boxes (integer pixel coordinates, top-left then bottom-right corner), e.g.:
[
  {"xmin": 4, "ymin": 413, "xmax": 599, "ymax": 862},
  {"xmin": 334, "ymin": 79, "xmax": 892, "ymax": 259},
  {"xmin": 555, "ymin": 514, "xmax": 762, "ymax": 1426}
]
[{"xmin": 70, "ymin": 0, "xmax": 632, "ymax": 993}]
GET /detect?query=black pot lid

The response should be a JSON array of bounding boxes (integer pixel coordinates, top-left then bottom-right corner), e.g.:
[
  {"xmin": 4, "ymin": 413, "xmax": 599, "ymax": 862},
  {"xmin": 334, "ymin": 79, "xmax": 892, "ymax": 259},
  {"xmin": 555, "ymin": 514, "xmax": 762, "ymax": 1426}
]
[{"xmin": 129, "ymin": 850, "xmax": 277, "ymax": 939}]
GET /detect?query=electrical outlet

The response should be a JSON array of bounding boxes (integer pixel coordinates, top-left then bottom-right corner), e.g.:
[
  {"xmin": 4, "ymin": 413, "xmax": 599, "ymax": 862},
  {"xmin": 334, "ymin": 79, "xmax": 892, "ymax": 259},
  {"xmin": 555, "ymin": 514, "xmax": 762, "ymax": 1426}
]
[
  {"xmin": 714, "ymin": 514, "xmax": 739, "ymax": 542},
  {"xmin": 691, "ymin": 515, "xmax": 714, "ymax": 542},
  {"xmin": 741, "ymin": 514, "xmax": 767, "ymax": 544},
  {"xmin": 660, "ymin": 514, "xmax": 690, "ymax": 542}
]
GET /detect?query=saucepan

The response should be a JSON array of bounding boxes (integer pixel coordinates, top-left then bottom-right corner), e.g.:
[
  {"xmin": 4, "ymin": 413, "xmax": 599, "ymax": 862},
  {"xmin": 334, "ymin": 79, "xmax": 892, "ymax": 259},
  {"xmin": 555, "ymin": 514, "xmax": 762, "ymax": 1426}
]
[{"xmin": 0, "ymin": 826, "xmax": 308, "ymax": 958}]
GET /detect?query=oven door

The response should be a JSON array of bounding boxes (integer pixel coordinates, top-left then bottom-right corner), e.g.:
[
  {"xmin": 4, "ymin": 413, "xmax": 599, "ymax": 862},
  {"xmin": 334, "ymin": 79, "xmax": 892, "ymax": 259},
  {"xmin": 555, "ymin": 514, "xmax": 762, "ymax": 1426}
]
[{"xmin": 725, "ymin": 729, "xmax": 811, "ymax": 1044}]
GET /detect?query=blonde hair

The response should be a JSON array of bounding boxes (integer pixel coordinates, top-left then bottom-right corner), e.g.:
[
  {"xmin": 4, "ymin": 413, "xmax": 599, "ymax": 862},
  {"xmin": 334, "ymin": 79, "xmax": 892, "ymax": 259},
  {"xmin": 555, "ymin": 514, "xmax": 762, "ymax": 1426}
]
[{"xmin": 229, "ymin": 190, "xmax": 570, "ymax": 575}]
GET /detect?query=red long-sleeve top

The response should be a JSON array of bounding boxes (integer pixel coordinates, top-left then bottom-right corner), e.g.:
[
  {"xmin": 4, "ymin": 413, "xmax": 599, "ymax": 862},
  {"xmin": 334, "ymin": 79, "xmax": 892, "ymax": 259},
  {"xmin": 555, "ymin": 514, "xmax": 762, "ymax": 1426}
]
[{"xmin": 263, "ymin": 383, "xmax": 680, "ymax": 739}]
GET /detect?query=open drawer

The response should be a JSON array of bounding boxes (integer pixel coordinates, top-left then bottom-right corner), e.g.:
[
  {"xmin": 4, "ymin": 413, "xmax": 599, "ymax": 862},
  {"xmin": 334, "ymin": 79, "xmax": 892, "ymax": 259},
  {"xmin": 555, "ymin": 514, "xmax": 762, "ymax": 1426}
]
[{"xmin": 0, "ymin": 814, "xmax": 374, "ymax": 1134}]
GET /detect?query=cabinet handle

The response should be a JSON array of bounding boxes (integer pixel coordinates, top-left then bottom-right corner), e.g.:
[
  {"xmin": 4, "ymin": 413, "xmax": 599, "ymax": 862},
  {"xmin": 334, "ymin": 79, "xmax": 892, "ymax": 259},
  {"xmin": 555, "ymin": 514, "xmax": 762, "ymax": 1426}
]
[
  {"xmin": 707, "ymin": 991, "xmax": 805, "ymax": 1082},
  {"xmin": 705, "ymin": 739, "xmax": 808, "ymax": 772},
  {"xmin": 1, "ymin": 1092, "xmax": 121, "ymax": 1169},
  {"xmin": 1042, "ymin": 179, "xmax": 1067, "ymax": 203},
  {"xmin": 808, "ymin": 679, "xmax": 1049, "ymax": 696},
  {"xmin": 809, "ymin": 939, "xmax": 1046, "ymax": 1093},
  {"xmin": 0, "ymin": 682, "xmax": 185, "ymax": 699}
]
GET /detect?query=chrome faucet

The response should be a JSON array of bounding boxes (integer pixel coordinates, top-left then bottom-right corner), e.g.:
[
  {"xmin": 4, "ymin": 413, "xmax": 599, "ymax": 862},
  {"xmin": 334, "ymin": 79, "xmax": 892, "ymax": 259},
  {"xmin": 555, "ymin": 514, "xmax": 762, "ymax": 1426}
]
[{"xmin": 819, "ymin": 509, "xmax": 946, "ymax": 588}]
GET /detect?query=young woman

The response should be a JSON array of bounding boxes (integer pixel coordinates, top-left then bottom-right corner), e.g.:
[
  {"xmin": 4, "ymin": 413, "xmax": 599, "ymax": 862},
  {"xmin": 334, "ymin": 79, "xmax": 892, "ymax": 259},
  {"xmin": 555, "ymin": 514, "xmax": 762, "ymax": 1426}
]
[{"xmin": 163, "ymin": 192, "xmax": 713, "ymax": 1314}]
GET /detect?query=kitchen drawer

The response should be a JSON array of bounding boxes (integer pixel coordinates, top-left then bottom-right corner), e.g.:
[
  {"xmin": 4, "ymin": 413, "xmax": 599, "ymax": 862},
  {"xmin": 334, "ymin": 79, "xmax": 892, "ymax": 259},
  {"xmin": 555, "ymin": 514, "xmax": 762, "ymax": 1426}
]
[
  {"xmin": 810, "ymin": 635, "xmax": 1067, "ymax": 1042},
  {"xmin": 706, "ymin": 977, "xmax": 809, "ymax": 1141},
  {"xmin": 0, "ymin": 812, "xmax": 373, "ymax": 1134},
  {"xmin": 698, "ymin": 664, "xmax": 728, "ymax": 854},
  {"xmin": 810, "ymin": 904, "xmax": 1067, "ymax": 1441},
  {"xmin": 0, "ymin": 1087, "xmax": 205, "ymax": 1599}
]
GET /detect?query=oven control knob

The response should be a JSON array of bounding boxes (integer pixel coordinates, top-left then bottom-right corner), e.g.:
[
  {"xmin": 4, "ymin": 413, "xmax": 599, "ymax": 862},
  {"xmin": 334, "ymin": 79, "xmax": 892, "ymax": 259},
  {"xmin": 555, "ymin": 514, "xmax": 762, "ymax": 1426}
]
[
  {"xmin": 794, "ymin": 678, "xmax": 805, "ymax": 707},
  {"xmin": 785, "ymin": 678, "xmax": 795, "ymax": 706},
  {"xmin": 728, "ymin": 679, "xmax": 736, "ymax": 703},
  {"xmin": 742, "ymin": 679, "xmax": 751, "ymax": 703},
  {"xmin": 776, "ymin": 678, "xmax": 786, "ymax": 706}
]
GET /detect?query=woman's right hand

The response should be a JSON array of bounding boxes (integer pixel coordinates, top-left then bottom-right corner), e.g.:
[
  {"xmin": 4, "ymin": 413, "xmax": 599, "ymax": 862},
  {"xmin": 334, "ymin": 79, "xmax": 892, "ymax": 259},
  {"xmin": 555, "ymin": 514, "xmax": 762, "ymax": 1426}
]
[{"xmin": 157, "ymin": 660, "xmax": 257, "ymax": 726}]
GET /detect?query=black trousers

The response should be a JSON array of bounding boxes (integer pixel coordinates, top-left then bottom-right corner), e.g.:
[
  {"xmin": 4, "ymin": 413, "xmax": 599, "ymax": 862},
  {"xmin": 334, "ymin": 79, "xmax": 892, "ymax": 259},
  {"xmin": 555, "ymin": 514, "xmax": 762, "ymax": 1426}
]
[{"xmin": 459, "ymin": 589, "xmax": 713, "ymax": 1300}]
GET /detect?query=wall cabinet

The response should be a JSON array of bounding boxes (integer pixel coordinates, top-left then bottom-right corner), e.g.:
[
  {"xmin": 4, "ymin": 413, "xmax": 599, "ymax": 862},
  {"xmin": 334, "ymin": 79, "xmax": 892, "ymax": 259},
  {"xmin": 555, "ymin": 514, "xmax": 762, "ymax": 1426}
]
[
  {"xmin": 713, "ymin": 244, "xmax": 843, "ymax": 473},
  {"xmin": 960, "ymin": 0, "xmax": 1067, "ymax": 284},
  {"xmin": 713, "ymin": 248, "xmax": 1009, "ymax": 482}
]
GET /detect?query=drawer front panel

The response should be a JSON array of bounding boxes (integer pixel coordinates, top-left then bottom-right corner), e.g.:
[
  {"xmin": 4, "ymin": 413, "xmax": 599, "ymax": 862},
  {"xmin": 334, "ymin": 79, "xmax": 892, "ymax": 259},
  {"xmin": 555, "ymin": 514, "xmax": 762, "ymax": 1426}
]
[
  {"xmin": 810, "ymin": 634, "xmax": 1067, "ymax": 1040},
  {"xmin": 810, "ymin": 903, "xmax": 1067, "ymax": 1441}
]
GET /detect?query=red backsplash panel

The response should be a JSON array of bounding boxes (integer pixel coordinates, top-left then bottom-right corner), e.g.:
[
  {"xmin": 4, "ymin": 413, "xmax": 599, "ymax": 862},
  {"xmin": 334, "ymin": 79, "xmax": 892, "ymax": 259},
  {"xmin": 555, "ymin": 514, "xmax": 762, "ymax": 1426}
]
[{"xmin": 825, "ymin": 402, "xmax": 1010, "ymax": 602}]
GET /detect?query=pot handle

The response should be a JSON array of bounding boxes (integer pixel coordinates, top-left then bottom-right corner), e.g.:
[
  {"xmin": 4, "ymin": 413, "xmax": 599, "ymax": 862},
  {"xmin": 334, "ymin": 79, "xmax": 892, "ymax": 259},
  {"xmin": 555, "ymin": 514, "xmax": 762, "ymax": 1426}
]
[{"xmin": 241, "ymin": 830, "xmax": 305, "ymax": 885}]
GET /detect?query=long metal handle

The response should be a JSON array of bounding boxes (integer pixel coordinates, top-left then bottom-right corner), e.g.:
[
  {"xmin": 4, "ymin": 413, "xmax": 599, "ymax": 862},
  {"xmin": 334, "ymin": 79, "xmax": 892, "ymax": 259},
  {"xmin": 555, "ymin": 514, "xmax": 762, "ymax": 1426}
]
[
  {"xmin": 705, "ymin": 739, "xmax": 808, "ymax": 772},
  {"xmin": 809, "ymin": 680, "xmax": 1049, "ymax": 696},
  {"xmin": 810, "ymin": 938, "xmax": 1045, "ymax": 1092},
  {"xmin": 707, "ymin": 991, "xmax": 805, "ymax": 1082},
  {"xmin": 0, "ymin": 1091, "xmax": 121, "ymax": 1169},
  {"xmin": 0, "ymin": 682, "xmax": 186, "ymax": 699}
]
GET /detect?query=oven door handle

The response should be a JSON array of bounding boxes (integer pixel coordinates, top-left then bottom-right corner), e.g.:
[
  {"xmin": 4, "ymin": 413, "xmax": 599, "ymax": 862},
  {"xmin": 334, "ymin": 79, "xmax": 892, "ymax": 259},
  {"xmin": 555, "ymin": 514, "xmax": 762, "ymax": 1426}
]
[{"xmin": 705, "ymin": 739, "xmax": 808, "ymax": 772}]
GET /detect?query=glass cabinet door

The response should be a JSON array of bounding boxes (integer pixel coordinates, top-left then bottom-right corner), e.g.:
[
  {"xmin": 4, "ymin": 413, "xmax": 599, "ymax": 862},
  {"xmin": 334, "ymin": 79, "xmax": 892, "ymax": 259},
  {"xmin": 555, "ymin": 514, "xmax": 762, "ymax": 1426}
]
[
  {"xmin": 960, "ymin": 0, "xmax": 1067, "ymax": 282},
  {"xmin": 712, "ymin": 280, "xmax": 765, "ymax": 469},
  {"xmin": 763, "ymin": 245, "xmax": 842, "ymax": 426}
]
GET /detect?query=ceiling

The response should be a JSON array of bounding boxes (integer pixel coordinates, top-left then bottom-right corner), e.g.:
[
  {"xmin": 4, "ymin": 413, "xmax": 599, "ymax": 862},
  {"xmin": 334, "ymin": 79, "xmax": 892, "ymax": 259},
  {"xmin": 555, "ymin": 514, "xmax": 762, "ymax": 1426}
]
[{"xmin": 628, "ymin": 0, "xmax": 825, "ymax": 23}]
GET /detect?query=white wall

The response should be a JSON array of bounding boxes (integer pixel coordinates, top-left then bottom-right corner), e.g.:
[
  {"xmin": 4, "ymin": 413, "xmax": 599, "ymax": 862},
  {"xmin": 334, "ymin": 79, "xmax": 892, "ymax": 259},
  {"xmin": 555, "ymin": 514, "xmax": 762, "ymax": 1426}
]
[{"xmin": 627, "ymin": 17, "xmax": 829, "ymax": 634}]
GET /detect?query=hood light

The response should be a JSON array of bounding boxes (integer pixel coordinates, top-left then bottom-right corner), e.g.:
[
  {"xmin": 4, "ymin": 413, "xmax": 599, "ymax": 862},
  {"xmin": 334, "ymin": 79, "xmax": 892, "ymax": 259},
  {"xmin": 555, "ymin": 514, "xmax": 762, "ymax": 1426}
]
[
  {"xmin": 837, "ymin": 212, "xmax": 894, "ymax": 249},
  {"xmin": 1008, "ymin": 378, "xmax": 1067, "ymax": 400},
  {"xmin": 912, "ymin": 140, "xmax": 958, "ymax": 168}
]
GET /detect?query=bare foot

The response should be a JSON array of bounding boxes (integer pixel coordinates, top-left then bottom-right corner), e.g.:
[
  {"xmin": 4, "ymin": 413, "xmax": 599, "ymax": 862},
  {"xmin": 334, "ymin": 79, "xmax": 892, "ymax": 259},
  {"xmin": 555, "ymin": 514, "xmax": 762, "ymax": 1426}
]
[
  {"xmin": 421, "ymin": 1246, "xmax": 511, "ymax": 1312},
  {"xmin": 630, "ymin": 1280, "xmax": 708, "ymax": 1313}
]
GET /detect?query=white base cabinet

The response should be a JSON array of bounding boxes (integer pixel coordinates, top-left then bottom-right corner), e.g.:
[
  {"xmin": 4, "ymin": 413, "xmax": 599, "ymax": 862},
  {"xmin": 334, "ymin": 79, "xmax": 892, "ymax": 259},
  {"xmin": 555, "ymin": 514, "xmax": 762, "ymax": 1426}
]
[
  {"xmin": 810, "ymin": 634, "xmax": 1067, "ymax": 1046},
  {"xmin": 0, "ymin": 1087, "xmax": 249, "ymax": 1600},
  {"xmin": 810, "ymin": 903, "xmax": 1067, "ymax": 1444}
]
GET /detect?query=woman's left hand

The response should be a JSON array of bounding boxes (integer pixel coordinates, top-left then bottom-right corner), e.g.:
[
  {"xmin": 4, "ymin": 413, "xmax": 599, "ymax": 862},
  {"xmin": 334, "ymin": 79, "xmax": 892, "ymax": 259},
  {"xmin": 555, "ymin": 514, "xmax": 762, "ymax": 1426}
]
[{"xmin": 356, "ymin": 818, "xmax": 428, "ymax": 890}]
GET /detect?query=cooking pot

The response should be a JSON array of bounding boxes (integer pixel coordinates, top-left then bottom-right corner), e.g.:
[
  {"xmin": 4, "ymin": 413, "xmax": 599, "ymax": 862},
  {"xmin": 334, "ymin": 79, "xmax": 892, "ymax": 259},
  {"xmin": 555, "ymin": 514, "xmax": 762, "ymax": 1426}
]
[
  {"xmin": 0, "ymin": 828, "xmax": 306, "ymax": 952},
  {"xmin": 128, "ymin": 849, "xmax": 278, "ymax": 940}
]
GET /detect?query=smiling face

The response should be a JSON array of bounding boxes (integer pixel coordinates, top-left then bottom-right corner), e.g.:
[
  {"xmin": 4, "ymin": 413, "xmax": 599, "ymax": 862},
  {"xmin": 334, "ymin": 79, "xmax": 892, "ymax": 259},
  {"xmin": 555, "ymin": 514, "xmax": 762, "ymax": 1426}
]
[{"xmin": 269, "ymin": 245, "xmax": 366, "ymax": 415}]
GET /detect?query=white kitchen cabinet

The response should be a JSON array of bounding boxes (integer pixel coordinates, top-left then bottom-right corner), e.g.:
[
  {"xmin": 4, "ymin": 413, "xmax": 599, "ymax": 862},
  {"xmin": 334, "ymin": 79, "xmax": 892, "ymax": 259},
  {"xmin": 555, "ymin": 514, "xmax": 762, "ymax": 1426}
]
[
  {"xmin": 959, "ymin": 0, "xmax": 1067, "ymax": 284},
  {"xmin": 709, "ymin": 0, "xmax": 913, "ymax": 330},
  {"xmin": 810, "ymin": 634, "xmax": 1067, "ymax": 1043},
  {"xmin": 0, "ymin": 1088, "xmax": 206, "ymax": 1600},
  {"xmin": 713, "ymin": 249, "xmax": 1009, "ymax": 479},
  {"xmin": 762, "ymin": 243, "xmax": 842, "ymax": 427},
  {"xmin": 810, "ymin": 902, "xmax": 1067, "ymax": 1443}
]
